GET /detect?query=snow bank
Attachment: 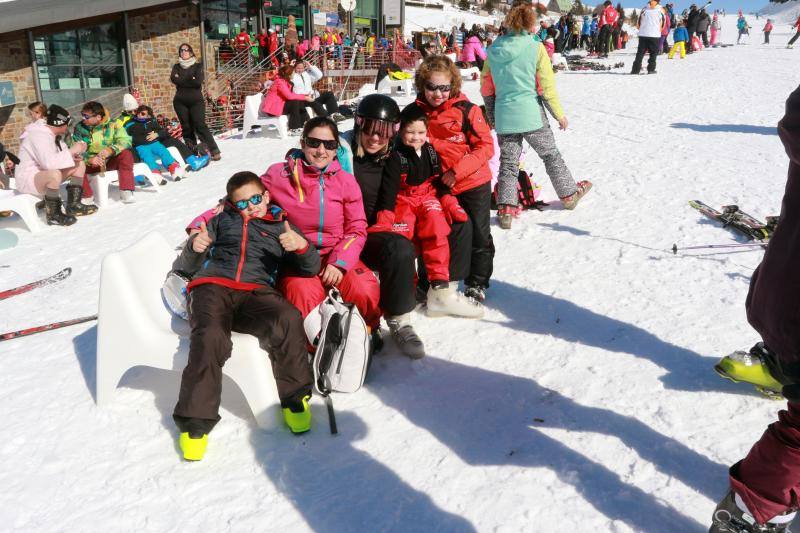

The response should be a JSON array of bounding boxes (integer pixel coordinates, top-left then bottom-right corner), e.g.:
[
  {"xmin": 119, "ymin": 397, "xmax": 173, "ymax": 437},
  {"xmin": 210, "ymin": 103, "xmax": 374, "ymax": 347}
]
[
  {"xmin": 758, "ymin": 0, "xmax": 800, "ymax": 23},
  {"xmin": 404, "ymin": 4, "xmax": 501, "ymax": 36}
]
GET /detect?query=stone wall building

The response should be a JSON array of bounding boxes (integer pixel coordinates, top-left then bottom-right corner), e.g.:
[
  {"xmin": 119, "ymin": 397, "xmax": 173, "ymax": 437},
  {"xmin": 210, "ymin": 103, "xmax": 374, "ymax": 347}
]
[{"xmin": 0, "ymin": 0, "xmax": 400, "ymax": 153}]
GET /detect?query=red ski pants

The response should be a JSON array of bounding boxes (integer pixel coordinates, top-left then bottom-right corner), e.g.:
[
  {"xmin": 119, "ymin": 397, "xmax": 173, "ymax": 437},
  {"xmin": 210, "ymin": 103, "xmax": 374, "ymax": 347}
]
[
  {"xmin": 730, "ymin": 400, "xmax": 800, "ymax": 524},
  {"xmin": 278, "ymin": 260, "xmax": 382, "ymax": 330},
  {"xmin": 392, "ymin": 193, "xmax": 451, "ymax": 283},
  {"xmin": 83, "ymin": 149, "xmax": 136, "ymax": 197}
]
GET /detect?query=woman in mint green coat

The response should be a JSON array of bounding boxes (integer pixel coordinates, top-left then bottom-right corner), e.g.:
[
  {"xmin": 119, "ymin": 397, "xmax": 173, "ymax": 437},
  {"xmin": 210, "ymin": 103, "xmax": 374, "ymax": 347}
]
[{"xmin": 487, "ymin": 2, "xmax": 592, "ymax": 229}]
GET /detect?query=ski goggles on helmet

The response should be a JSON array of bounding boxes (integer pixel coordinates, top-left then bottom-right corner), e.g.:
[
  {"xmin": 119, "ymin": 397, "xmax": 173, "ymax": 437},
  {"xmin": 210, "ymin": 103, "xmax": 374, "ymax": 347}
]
[
  {"xmin": 233, "ymin": 193, "xmax": 263, "ymax": 210},
  {"xmin": 356, "ymin": 116, "xmax": 399, "ymax": 139}
]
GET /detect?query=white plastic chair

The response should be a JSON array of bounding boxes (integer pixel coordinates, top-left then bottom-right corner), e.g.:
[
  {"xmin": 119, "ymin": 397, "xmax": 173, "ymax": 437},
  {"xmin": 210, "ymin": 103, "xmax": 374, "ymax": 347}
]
[
  {"xmin": 0, "ymin": 189, "xmax": 45, "ymax": 233},
  {"xmin": 155, "ymin": 146, "xmax": 187, "ymax": 176},
  {"xmin": 460, "ymin": 66, "xmax": 480, "ymax": 80},
  {"xmin": 89, "ymin": 162, "xmax": 161, "ymax": 209},
  {"xmin": 95, "ymin": 232, "xmax": 281, "ymax": 430},
  {"xmin": 377, "ymin": 76, "xmax": 414, "ymax": 97},
  {"xmin": 242, "ymin": 93, "xmax": 288, "ymax": 139}
]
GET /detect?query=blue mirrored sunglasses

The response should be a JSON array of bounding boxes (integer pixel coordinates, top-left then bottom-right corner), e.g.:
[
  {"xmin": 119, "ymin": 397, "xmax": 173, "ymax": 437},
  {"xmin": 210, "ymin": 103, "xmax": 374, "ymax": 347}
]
[{"xmin": 234, "ymin": 193, "xmax": 263, "ymax": 210}]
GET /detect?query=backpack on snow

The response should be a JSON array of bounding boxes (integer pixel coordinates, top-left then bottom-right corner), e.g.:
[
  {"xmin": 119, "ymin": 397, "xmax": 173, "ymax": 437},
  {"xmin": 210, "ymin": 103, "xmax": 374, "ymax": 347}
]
[
  {"xmin": 304, "ymin": 289, "xmax": 371, "ymax": 434},
  {"xmin": 491, "ymin": 169, "xmax": 545, "ymax": 211}
]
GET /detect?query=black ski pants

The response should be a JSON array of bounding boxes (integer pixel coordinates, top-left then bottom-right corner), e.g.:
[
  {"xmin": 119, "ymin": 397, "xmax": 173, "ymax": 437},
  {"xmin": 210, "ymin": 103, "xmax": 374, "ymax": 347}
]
[
  {"xmin": 631, "ymin": 36, "xmax": 660, "ymax": 74},
  {"xmin": 283, "ymin": 100, "xmax": 310, "ymax": 130},
  {"xmin": 173, "ymin": 283, "xmax": 312, "ymax": 435},
  {"xmin": 360, "ymin": 231, "xmax": 417, "ymax": 317},
  {"xmin": 597, "ymin": 25, "xmax": 612, "ymax": 55},
  {"xmin": 789, "ymin": 31, "xmax": 800, "ymax": 46},
  {"xmin": 173, "ymin": 91, "xmax": 220, "ymax": 155},
  {"xmin": 456, "ymin": 182, "xmax": 494, "ymax": 289},
  {"xmin": 764, "ymin": 31, "xmax": 771, "ymax": 44},
  {"xmin": 306, "ymin": 91, "xmax": 339, "ymax": 118}
]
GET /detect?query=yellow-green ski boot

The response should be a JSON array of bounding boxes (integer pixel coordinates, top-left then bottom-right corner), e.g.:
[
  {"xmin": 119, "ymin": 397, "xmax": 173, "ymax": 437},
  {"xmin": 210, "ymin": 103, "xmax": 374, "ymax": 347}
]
[
  {"xmin": 715, "ymin": 345, "xmax": 783, "ymax": 399},
  {"xmin": 282, "ymin": 395, "xmax": 311, "ymax": 434},
  {"xmin": 179, "ymin": 432, "xmax": 208, "ymax": 461}
]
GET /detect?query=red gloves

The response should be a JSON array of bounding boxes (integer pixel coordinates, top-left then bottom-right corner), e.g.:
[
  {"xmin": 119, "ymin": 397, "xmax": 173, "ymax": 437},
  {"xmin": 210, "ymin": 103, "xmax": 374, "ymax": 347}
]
[
  {"xmin": 367, "ymin": 209, "xmax": 396, "ymax": 234},
  {"xmin": 440, "ymin": 194, "xmax": 468, "ymax": 224}
]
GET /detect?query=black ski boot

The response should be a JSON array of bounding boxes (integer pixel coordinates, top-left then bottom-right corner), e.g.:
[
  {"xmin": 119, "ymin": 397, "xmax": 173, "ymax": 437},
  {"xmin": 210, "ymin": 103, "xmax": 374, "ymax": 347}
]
[
  {"xmin": 710, "ymin": 490, "xmax": 796, "ymax": 532},
  {"xmin": 44, "ymin": 195, "xmax": 77, "ymax": 226},
  {"xmin": 65, "ymin": 184, "xmax": 97, "ymax": 216}
]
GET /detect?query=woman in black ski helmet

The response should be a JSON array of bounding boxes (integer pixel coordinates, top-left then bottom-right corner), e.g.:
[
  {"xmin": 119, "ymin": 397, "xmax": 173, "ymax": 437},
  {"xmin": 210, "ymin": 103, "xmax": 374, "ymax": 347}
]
[{"xmin": 338, "ymin": 94, "xmax": 473, "ymax": 359}]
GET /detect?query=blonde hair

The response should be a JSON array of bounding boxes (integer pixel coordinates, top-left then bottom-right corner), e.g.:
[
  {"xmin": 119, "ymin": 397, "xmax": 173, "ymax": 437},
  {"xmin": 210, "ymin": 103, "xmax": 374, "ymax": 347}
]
[
  {"xmin": 505, "ymin": 3, "xmax": 538, "ymax": 33},
  {"xmin": 414, "ymin": 55, "xmax": 461, "ymax": 98}
]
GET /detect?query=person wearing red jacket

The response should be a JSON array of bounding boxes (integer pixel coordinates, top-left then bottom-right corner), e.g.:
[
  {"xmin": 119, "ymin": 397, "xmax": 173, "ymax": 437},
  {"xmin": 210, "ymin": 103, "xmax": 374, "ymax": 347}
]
[
  {"xmin": 268, "ymin": 28, "xmax": 279, "ymax": 65},
  {"xmin": 597, "ymin": 0, "xmax": 619, "ymax": 57},
  {"xmin": 234, "ymin": 29, "xmax": 252, "ymax": 52},
  {"xmin": 763, "ymin": 19, "xmax": 774, "ymax": 44},
  {"xmin": 406, "ymin": 55, "xmax": 495, "ymax": 303},
  {"xmin": 371, "ymin": 106, "xmax": 483, "ymax": 318},
  {"xmin": 789, "ymin": 16, "xmax": 800, "ymax": 48}
]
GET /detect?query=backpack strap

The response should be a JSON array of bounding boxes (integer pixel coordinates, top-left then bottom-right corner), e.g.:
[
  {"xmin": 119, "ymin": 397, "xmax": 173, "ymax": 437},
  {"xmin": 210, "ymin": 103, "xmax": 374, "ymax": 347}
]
[
  {"xmin": 452, "ymin": 100, "xmax": 476, "ymax": 140},
  {"xmin": 397, "ymin": 151, "xmax": 409, "ymax": 187},
  {"xmin": 425, "ymin": 143, "xmax": 441, "ymax": 176}
]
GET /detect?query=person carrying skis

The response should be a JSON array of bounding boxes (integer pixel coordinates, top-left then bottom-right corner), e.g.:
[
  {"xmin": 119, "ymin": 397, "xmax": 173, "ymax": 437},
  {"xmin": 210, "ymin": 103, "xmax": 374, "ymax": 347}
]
[
  {"xmin": 172, "ymin": 171, "xmax": 320, "ymax": 461},
  {"xmin": 708, "ymin": 84, "xmax": 800, "ymax": 533},
  {"xmin": 370, "ymin": 105, "xmax": 483, "ymax": 319}
]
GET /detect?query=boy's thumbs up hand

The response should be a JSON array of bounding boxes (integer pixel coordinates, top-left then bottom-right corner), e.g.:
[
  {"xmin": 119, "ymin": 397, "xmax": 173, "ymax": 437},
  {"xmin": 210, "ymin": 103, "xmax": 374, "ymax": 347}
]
[
  {"xmin": 192, "ymin": 221, "xmax": 213, "ymax": 253},
  {"xmin": 279, "ymin": 220, "xmax": 307, "ymax": 252}
]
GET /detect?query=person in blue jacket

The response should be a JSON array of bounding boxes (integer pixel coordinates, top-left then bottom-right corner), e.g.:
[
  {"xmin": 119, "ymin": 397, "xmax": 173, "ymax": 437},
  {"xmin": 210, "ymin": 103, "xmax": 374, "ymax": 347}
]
[{"xmin": 581, "ymin": 15, "xmax": 592, "ymax": 49}]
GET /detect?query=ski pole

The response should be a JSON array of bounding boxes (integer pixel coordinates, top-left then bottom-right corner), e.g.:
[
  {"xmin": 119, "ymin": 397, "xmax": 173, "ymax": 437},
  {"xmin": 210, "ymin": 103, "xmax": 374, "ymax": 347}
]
[{"xmin": 672, "ymin": 242, "xmax": 767, "ymax": 254}]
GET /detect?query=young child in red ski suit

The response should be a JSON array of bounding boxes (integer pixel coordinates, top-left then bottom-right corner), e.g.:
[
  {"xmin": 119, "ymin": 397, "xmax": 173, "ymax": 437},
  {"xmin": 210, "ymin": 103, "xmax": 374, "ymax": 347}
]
[{"xmin": 370, "ymin": 106, "xmax": 484, "ymax": 318}]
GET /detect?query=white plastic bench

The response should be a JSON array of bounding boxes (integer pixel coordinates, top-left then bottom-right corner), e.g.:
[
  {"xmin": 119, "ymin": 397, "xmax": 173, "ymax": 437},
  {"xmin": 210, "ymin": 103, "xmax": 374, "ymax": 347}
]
[
  {"xmin": 95, "ymin": 232, "xmax": 281, "ymax": 430},
  {"xmin": 0, "ymin": 189, "xmax": 45, "ymax": 233},
  {"xmin": 242, "ymin": 93, "xmax": 288, "ymax": 139},
  {"xmin": 89, "ymin": 162, "xmax": 162, "ymax": 209},
  {"xmin": 377, "ymin": 76, "xmax": 414, "ymax": 97}
]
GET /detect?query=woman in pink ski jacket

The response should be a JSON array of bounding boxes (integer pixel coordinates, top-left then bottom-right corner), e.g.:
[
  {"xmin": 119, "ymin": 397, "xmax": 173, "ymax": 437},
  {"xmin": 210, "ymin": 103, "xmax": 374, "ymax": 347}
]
[
  {"xmin": 261, "ymin": 64, "xmax": 312, "ymax": 130},
  {"xmin": 460, "ymin": 34, "xmax": 486, "ymax": 69},
  {"xmin": 261, "ymin": 116, "xmax": 380, "ymax": 328}
]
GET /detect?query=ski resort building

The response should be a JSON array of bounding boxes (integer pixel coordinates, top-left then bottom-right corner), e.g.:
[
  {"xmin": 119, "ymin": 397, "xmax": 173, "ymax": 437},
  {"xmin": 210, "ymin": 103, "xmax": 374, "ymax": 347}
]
[{"xmin": 0, "ymin": 0, "xmax": 403, "ymax": 152}]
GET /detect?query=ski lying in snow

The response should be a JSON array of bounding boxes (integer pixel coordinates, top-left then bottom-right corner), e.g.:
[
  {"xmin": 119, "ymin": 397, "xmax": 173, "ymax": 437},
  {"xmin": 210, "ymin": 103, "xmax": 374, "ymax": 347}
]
[
  {"xmin": 0, "ymin": 267, "xmax": 72, "ymax": 301},
  {"xmin": 0, "ymin": 314, "xmax": 97, "ymax": 342},
  {"xmin": 688, "ymin": 201, "xmax": 777, "ymax": 241}
]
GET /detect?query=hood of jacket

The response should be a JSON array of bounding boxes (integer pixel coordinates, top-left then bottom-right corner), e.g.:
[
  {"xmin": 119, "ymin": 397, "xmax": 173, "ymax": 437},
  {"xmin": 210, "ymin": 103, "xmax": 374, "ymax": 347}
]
[{"xmin": 20, "ymin": 119, "xmax": 49, "ymax": 141}]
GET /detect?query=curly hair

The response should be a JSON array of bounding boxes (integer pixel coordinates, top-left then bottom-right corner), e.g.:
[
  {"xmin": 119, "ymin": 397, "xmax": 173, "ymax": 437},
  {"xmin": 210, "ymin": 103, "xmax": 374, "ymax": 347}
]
[
  {"xmin": 505, "ymin": 2, "xmax": 539, "ymax": 33},
  {"xmin": 414, "ymin": 55, "xmax": 461, "ymax": 98}
]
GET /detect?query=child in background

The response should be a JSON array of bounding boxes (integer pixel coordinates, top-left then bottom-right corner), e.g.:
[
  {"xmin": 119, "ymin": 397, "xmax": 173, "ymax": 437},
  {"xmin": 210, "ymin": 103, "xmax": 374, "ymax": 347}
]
[
  {"xmin": 544, "ymin": 27, "xmax": 557, "ymax": 58},
  {"xmin": 763, "ymin": 19, "xmax": 774, "ymax": 44},
  {"xmin": 669, "ymin": 22, "xmax": 690, "ymax": 59},
  {"xmin": 171, "ymin": 171, "xmax": 320, "ymax": 460},
  {"xmin": 124, "ymin": 105, "xmax": 183, "ymax": 181},
  {"xmin": 372, "ymin": 106, "xmax": 483, "ymax": 319}
]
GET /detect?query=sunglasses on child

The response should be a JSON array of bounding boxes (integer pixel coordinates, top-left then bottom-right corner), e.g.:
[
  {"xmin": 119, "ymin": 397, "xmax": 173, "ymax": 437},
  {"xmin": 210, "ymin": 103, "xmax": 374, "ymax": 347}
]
[
  {"xmin": 303, "ymin": 137, "xmax": 338, "ymax": 150},
  {"xmin": 233, "ymin": 194, "xmax": 263, "ymax": 210},
  {"xmin": 424, "ymin": 82, "xmax": 452, "ymax": 93},
  {"xmin": 81, "ymin": 113, "xmax": 96, "ymax": 119}
]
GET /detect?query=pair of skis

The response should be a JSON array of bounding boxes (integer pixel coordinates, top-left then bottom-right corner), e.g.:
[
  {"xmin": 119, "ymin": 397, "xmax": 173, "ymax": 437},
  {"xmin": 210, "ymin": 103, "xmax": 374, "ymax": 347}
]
[
  {"xmin": 0, "ymin": 267, "xmax": 96, "ymax": 342},
  {"xmin": 688, "ymin": 200, "xmax": 778, "ymax": 241}
]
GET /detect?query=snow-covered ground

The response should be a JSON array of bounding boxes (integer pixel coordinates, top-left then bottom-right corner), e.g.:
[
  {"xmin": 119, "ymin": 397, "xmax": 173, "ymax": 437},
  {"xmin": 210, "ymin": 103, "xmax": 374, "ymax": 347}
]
[{"xmin": 2, "ymin": 15, "xmax": 799, "ymax": 533}]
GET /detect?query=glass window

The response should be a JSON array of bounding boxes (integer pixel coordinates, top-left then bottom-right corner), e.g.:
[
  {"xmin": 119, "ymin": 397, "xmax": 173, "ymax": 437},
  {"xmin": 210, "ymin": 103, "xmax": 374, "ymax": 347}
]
[
  {"xmin": 33, "ymin": 21, "xmax": 127, "ymax": 109},
  {"xmin": 355, "ymin": 0, "xmax": 378, "ymax": 19}
]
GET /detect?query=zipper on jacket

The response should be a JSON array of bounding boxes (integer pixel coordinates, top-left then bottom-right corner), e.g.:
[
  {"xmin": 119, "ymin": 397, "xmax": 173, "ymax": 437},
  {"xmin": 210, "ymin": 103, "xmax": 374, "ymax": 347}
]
[
  {"xmin": 235, "ymin": 218, "xmax": 249, "ymax": 282},
  {"xmin": 317, "ymin": 176, "xmax": 325, "ymax": 247}
]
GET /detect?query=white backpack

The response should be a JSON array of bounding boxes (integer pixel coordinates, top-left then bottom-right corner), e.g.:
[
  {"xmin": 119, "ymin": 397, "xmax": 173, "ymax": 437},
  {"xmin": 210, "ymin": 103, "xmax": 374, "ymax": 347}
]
[{"xmin": 304, "ymin": 288, "xmax": 371, "ymax": 396}]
